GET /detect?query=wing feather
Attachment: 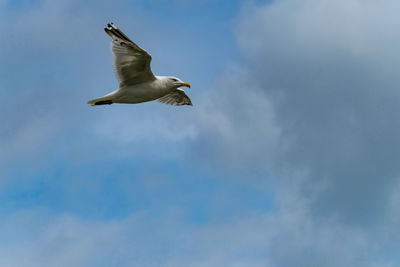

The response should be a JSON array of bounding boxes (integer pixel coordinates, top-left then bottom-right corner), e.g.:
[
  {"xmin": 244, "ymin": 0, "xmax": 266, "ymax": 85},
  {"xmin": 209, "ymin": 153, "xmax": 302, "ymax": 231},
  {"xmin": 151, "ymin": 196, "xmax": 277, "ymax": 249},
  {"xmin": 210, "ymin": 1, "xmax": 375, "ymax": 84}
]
[
  {"xmin": 157, "ymin": 89, "xmax": 193, "ymax": 106},
  {"xmin": 105, "ymin": 23, "xmax": 155, "ymax": 87}
]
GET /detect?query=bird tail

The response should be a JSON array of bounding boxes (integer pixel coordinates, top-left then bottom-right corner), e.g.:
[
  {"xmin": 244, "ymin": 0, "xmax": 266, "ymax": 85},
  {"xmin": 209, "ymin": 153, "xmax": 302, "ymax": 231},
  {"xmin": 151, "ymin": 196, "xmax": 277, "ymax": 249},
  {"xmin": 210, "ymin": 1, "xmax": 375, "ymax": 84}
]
[{"xmin": 87, "ymin": 94, "xmax": 115, "ymax": 106}]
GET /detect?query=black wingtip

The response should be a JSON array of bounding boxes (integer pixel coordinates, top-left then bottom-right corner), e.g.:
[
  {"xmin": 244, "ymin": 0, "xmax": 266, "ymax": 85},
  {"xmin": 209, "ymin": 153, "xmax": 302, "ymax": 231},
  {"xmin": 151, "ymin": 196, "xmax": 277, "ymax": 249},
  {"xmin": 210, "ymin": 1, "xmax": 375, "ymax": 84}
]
[
  {"xmin": 104, "ymin": 28, "xmax": 112, "ymax": 37},
  {"xmin": 109, "ymin": 22, "xmax": 118, "ymax": 29}
]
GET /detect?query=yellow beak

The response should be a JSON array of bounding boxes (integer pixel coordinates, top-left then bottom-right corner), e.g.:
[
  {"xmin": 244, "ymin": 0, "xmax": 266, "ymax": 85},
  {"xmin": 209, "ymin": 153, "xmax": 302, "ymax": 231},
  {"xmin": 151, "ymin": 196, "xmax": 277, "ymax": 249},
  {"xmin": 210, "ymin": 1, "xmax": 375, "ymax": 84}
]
[{"xmin": 181, "ymin": 82, "xmax": 191, "ymax": 88}]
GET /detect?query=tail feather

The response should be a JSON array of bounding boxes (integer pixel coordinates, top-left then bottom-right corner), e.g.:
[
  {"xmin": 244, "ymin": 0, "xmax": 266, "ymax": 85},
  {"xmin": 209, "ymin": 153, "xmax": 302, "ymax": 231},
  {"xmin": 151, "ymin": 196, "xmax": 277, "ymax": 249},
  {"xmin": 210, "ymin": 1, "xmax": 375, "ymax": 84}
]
[
  {"xmin": 87, "ymin": 94, "xmax": 114, "ymax": 106},
  {"xmin": 87, "ymin": 99, "xmax": 113, "ymax": 106}
]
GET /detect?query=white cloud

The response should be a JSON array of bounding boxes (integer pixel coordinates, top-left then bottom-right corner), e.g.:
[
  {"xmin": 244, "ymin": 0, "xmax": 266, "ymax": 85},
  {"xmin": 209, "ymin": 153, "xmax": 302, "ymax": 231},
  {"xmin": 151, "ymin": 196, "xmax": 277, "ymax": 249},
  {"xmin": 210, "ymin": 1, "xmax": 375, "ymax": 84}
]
[
  {"xmin": 188, "ymin": 65, "xmax": 280, "ymax": 171},
  {"xmin": 0, "ymin": 201, "xmax": 395, "ymax": 267}
]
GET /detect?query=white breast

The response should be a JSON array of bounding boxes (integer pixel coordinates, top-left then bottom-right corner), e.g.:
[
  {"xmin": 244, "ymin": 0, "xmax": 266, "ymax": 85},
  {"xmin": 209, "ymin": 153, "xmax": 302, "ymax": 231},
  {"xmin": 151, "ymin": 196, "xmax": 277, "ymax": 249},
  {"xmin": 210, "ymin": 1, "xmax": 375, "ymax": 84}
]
[{"xmin": 113, "ymin": 78, "xmax": 172, "ymax": 104}]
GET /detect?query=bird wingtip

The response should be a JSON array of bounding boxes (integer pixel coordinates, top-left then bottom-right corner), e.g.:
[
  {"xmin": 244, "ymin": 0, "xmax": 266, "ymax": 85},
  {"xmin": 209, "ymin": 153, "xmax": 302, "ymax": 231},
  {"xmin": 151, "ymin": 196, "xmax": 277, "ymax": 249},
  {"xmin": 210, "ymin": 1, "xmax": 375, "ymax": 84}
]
[{"xmin": 107, "ymin": 22, "xmax": 117, "ymax": 29}]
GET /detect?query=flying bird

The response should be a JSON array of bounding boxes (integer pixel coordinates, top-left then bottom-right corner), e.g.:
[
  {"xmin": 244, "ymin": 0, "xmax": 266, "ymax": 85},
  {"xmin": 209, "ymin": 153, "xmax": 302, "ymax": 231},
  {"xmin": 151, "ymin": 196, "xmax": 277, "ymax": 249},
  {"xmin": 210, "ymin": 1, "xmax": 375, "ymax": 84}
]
[{"xmin": 88, "ymin": 23, "xmax": 192, "ymax": 106}]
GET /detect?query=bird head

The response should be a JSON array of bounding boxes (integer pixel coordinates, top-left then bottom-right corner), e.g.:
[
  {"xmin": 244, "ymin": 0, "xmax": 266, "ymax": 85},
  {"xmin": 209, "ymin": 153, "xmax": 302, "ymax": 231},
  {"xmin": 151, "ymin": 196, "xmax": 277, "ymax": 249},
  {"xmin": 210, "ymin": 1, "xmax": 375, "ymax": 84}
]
[{"xmin": 167, "ymin": 76, "xmax": 191, "ymax": 89}]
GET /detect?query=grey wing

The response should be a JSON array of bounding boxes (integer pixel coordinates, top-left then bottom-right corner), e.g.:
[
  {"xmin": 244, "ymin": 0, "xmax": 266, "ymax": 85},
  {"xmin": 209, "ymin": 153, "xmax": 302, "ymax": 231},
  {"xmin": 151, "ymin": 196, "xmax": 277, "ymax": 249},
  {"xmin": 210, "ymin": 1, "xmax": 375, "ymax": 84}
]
[
  {"xmin": 157, "ymin": 89, "xmax": 193, "ymax": 106},
  {"xmin": 105, "ymin": 23, "xmax": 156, "ymax": 87}
]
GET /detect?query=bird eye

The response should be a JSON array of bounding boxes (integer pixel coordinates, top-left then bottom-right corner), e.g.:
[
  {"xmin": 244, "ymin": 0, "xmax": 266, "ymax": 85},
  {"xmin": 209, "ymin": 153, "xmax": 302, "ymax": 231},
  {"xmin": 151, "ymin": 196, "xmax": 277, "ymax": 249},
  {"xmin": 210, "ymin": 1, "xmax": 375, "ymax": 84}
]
[{"xmin": 171, "ymin": 78, "xmax": 178, "ymax": 82}]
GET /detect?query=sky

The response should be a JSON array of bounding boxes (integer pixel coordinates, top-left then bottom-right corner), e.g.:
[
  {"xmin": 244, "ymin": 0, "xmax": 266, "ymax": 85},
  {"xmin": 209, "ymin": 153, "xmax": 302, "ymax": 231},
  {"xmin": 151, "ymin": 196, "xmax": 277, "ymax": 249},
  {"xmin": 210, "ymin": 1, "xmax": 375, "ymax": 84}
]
[{"xmin": 1, "ymin": 0, "xmax": 400, "ymax": 266}]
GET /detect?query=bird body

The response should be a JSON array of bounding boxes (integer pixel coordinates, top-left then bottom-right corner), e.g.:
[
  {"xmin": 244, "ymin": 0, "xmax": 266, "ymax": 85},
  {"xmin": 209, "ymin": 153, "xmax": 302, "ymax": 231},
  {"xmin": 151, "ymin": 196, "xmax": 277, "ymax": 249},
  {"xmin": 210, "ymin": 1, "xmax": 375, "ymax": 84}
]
[
  {"xmin": 115, "ymin": 77, "xmax": 170, "ymax": 104},
  {"xmin": 88, "ymin": 23, "xmax": 192, "ymax": 106}
]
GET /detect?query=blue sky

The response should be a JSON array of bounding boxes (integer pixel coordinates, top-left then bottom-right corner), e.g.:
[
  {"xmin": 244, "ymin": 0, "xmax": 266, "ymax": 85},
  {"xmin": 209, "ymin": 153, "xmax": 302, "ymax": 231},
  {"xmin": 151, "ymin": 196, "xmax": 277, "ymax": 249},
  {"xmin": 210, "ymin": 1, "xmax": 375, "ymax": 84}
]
[
  {"xmin": 0, "ymin": 0, "xmax": 271, "ymax": 221},
  {"xmin": 1, "ymin": 0, "xmax": 400, "ymax": 266}
]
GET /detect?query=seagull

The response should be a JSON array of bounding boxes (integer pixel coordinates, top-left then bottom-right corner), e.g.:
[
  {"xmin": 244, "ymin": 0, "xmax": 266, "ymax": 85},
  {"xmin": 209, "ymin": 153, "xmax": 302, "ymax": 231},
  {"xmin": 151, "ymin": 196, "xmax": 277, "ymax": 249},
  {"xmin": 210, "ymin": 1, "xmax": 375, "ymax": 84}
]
[{"xmin": 88, "ymin": 23, "xmax": 192, "ymax": 106}]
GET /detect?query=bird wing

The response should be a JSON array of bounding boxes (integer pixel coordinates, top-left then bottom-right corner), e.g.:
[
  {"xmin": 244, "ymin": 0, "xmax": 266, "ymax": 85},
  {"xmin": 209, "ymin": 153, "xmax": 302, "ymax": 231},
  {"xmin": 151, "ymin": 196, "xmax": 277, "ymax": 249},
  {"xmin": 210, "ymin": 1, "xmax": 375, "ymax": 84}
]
[
  {"xmin": 157, "ymin": 89, "xmax": 193, "ymax": 106},
  {"xmin": 105, "ymin": 23, "xmax": 156, "ymax": 87}
]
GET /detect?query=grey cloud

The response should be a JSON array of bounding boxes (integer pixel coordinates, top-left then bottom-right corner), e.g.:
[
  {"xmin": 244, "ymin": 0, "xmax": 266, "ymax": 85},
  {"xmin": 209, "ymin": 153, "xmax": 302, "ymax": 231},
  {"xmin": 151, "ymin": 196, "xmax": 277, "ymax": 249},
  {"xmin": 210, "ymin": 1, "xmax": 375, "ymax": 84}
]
[
  {"xmin": 233, "ymin": 0, "xmax": 400, "ymax": 225},
  {"xmin": 170, "ymin": 0, "xmax": 400, "ymax": 265}
]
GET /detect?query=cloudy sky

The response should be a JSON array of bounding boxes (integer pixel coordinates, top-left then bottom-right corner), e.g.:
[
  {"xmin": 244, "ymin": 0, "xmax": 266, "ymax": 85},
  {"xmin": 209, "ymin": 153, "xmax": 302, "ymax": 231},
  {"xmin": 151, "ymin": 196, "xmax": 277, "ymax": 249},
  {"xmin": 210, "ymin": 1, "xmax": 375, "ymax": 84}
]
[{"xmin": 1, "ymin": 0, "xmax": 400, "ymax": 266}]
